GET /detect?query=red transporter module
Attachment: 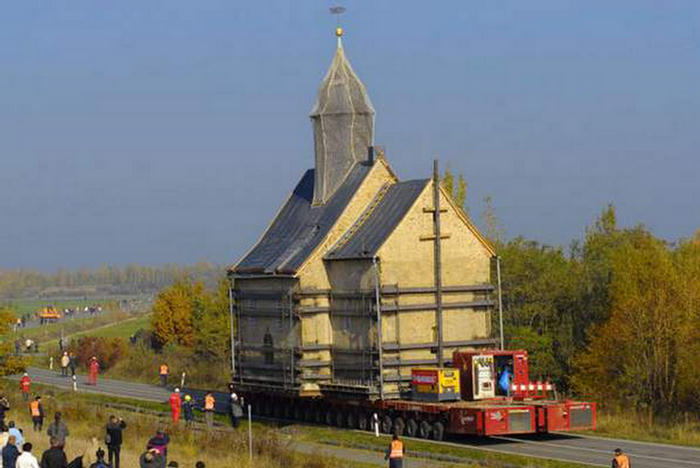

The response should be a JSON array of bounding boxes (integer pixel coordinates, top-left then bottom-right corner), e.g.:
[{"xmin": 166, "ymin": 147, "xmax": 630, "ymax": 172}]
[{"xmin": 448, "ymin": 349, "xmax": 597, "ymax": 435}]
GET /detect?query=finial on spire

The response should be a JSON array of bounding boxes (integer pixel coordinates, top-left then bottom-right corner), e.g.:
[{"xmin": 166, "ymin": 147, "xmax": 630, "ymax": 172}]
[{"xmin": 330, "ymin": 6, "xmax": 346, "ymax": 45}]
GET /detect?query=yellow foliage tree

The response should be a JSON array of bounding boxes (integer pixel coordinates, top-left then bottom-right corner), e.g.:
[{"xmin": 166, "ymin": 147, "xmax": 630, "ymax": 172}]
[
  {"xmin": 0, "ymin": 306, "xmax": 28, "ymax": 375},
  {"xmin": 573, "ymin": 233, "xmax": 700, "ymax": 418},
  {"xmin": 150, "ymin": 278, "xmax": 203, "ymax": 348}
]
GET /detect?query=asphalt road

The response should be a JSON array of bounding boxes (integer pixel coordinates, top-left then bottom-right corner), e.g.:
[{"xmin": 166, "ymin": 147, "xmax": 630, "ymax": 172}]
[{"xmin": 12, "ymin": 367, "xmax": 700, "ymax": 468}]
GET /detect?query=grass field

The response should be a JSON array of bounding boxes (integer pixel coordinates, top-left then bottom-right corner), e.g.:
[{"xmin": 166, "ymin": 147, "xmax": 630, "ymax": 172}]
[{"xmin": 68, "ymin": 313, "xmax": 151, "ymax": 340}]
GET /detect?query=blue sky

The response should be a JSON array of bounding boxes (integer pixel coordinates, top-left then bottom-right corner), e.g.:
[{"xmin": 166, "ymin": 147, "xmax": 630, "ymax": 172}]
[{"xmin": 1, "ymin": 1, "xmax": 698, "ymax": 270}]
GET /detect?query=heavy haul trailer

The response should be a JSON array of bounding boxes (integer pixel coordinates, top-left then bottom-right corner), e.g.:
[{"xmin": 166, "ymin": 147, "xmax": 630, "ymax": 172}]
[{"xmin": 237, "ymin": 349, "xmax": 596, "ymax": 439}]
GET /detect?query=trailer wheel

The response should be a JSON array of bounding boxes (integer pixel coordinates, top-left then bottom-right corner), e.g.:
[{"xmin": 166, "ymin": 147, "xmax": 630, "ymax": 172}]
[
  {"xmin": 431, "ymin": 421, "xmax": 445, "ymax": 441},
  {"xmin": 357, "ymin": 413, "xmax": 369, "ymax": 431},
  {"xmin": 380, "ymin": 415, "xmax": 393, "ymax": 434},
  {"xmin": 324, "ymin": 409, "xmax": 335, "ymax": 426},
  {"xmin": 418, "ymin": 420, "xmax": 432, "ymax": 439},
  {"xmin": 293, "ymin": 405, "xmax": 303, "ymax": 421},
  {"xmin": 393, "ymin": 417, "xmax": 405, "ymax": 436},
  {"xmin": 346, "ymin": 412, "xmax": 356, "ymax": 429},
  {"xmin": 314, "ymin": 407, "xmax": 324, "ymax": 424},
  {"xmin": 405, "ymin": 418, "xmax": 418, "ymax": 437}
]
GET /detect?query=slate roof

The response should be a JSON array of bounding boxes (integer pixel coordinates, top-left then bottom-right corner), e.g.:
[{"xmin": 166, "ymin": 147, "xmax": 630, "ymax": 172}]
[
  {"xmin": 325, "ymin": 179, "xmax": 429, "ymax": 260},
  {"xmin": 233, "ymin": 162, "xmax": 373, "ymax": 275}
]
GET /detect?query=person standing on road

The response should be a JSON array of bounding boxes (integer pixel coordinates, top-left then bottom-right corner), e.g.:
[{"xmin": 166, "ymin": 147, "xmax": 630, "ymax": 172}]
[
  {"xmin": 384, "ymin": 433, "xmax": 404, "ymax": 468},
  {"xmin": 40, "ymin": 437, "xmax": 68, "ymax": 468},
  {"xmin": 20, "ymin": 373, "xmax": 32, "ymax": 400},
  {"xmin": 228, "ymin": 385, "xmax": 240, "ymax": 428},
  {"xmin": 16, "ymin": 442, "xmax": 40, "ymax": 468},
  {"xmin": 612, "ymin": 448, "xmax": 630, "ymax": 468},
  {"xmin": 46, "ymin": 412, "xmax": 69, "ymax": 448},
  {"xmin": 2, "ymin": 435, "xmax": 20, "ymax": 468},
  {"xmin": 105, "ymin": 415, "xmax": 126, "ymax": 468},
  {"xmin": 30, "ymin": 396, "xmax": 44, "ymax": 431},
  {"xmin": 182, "ymin": 395, "xmax": 194, "ymax": 428},
  {"xmin": 169, "ymin": 389, "xmax": 182, "ymax": 424},
  {"xmin": 203, "ymin": 392, "xmax": 215, "ymax": 428},
  {"xmin": 68, "ymin": 353, "xmax": 77, "ymax": 377},
  {"xmin": 88, "ymin": 356, "xmax": 100, "ymax": 386},
  {"xmin": 60, "ymin": 353, "xmax": 70, "ymax": 377},
  {"xmin": 159, "ymin": 363, "xmax": 169, "ymax": 387}
]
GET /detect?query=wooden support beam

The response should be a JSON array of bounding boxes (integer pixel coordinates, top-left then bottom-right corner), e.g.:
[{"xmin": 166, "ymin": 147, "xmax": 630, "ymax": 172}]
[{"xmin": 418, "ymin": 233, "xmax": 451, "ymax": 241}]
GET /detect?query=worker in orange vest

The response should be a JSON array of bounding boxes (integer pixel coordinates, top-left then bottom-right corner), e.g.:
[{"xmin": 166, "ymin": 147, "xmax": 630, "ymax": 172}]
[
  {"xmin": 88, "ymin": 356, "xmax": 100, "ymax": 385},
  {"xmin": 612, "ymin": 448, "xmax": 630, "ymax": 468},
  {"xmin": 169, "ymin": 388, "xmax": 182, "ymax": 424},
  {"xmin": 29, "ymin": 396, "xmax": 44, "ymax": 431},
  {"xmin": 204, "ymin": 392, "xmax": 216, "ymax": 428},
  {"xmin": 384, "ymin": 433, "xmax": 404, "ymax": 468},
  {"xmin": 19, "ymin": 373, "xmax": 31, "ymax": 401},
  {"xmin": 159, "ymin": 363, "xmax": 169, "ymax": 387}
]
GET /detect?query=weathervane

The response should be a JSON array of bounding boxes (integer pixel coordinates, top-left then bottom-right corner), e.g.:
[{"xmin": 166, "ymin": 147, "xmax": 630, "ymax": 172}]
[{"xmin": 330, "ymin": 6, "xmax": 346, "ymax": 38}]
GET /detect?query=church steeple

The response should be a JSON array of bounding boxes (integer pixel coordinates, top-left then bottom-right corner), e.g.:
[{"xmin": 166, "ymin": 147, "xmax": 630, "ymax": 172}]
[{"xmin": 310, "ymin": 29, "xmax": 375, "ymax": 205}]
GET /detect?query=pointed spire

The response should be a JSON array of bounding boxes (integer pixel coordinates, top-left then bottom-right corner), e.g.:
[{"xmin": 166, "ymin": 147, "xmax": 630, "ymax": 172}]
[{"xmin": 310, "ymin": 31, "xmax": 375, "ymax": 205}]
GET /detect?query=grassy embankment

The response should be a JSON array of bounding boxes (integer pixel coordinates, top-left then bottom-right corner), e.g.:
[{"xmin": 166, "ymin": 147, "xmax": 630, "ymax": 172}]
[
  {"xmin": 583, "ymin": 411, "xmax": 700, "ymax": 447},
  {"xmin": 0, "ymin": 380, "xmax": 358, "ymax": 468}
]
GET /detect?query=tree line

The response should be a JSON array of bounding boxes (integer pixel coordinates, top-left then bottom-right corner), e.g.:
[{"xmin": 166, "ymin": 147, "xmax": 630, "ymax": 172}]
[
  {"xmin": 0, "ymin": 262, "xmax": 223, "ymax": 298},
  {"xmin": 493, "ymin": 205, "xmax": 699, "ymax": 420}
]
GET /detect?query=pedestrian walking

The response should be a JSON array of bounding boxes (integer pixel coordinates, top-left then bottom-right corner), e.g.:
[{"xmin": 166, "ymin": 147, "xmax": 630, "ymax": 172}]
[
  {"xmin": 612, "ymin": 448, "xmax": 630, "ymax": 468},
  {"xmin": 228, "ymin": 385, "xmax": 241, "ymax": 428},
  {"xmin": 30, "ymin": 396, "xmax": 44, "ymax": 431},
  {"xmin": 88, "ymin": 448, "xmax": 109, "ymax": 468},
  {"xmin": 8, "ymin": 421, "xmax": 24, "ymax": 447},
  {"xmin": 46, "ymin": 412, "xmax": 69, "ymax": 447},
  {"xmin": 169, "ymin": 389, "xmax": 182, "ymax": 424},
  {"xmin": 16, "ymin": 443, "xmax": 40, "ymax": 468},
  {"xmin": 68, "ymin": 353, "xmax": 77, "ymax": 377},
  {"xmin": 105, "ymin": 415, "xmax": 126, "ymax": 468},
  {"xmin": 88, "ymin": 356, "xmax": 100, "ymax": 385},
  {"xmin": 19, "ymin": 372, "xmax": 32, "ymax": 401},
  {"xmin": 2, "ymin": 435, "xmax": 20, "ymax": 468},
  {"xmin": 14, "ymin": 339, "xmax": 21, "ymax": 355},
  {"xmin": 182, "ymin": 395, "xmax": 194, "ymax": 428},
  {"xmin": 40, "ymin": 437, "xmax": 68, "ymax": 468},
  {"xmin": 159, "ymin": 363, "xmax": 169, "ymax": 387},
  {"xmin": 60, "ymin": 352, "xmax": 70, "ymax": 377},
  {"xmin": 203, "ymin": 392, "xmax": 215, "ymax": 428},
  {"xmin": 384, "ymin": 433, "xmax": 404, "ymax": 468},
  {"xmin": 146, "ymin": 429, "xmax": 170, "ymax": 465}
]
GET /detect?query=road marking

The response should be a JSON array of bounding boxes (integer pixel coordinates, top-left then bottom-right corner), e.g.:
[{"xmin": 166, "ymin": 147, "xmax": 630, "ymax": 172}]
[
  {"xmin": 493, "ymin": 435, "xmax": 700, "ymax": 466},
  {"xmin": 554, "ymin": 432, "xmax": 700, "ymax": 452}
]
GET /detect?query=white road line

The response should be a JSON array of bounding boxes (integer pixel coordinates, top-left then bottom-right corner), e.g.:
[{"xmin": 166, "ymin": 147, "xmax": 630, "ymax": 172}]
[{"xmin": 493, "ymin": 435, "xmax": 700, "ymax": 466}]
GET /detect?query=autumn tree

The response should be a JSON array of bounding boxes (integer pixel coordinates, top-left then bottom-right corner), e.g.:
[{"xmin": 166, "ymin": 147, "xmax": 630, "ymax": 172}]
[
  {"xmin": 0, "ymin": 306, "xmax": 27, "ymax": 375},
  {"xmin": 573, "ymin": 232, "xmax": 699, "ymax": 418},
  {"xmin": 150, "ymin": 278, "xmax": 202, "ymax": 348}
]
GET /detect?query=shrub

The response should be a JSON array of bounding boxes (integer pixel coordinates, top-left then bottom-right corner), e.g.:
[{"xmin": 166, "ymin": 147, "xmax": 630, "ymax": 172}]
[{"xmin": 68, "ymin": 336, "xmax": 128, "ymax": 370}]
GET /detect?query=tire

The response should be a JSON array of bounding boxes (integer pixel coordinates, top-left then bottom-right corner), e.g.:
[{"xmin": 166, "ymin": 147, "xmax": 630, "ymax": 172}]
[
  {"xmin": 405, "ymin": 418, "xmax": 418, "ymax": 438},
  {"xmin": 335, "ymin": 410, "xmax": 345, "ymax": 427},
  {"xmin": 324, "ymin": 410, "xmax": 334, "ymax": 426},
  {"xmin": 431, "ymin": 421, "xmax": 445, "ymax": 441},
  {"xmin": 357, "ymin": 413, "xmax": 369, "ymax": 431},
  {"xmin": 346, "ymin": 412, "xmax": 356, "ymax": 429},
  {"xmin": 293, "ymin": 405, "xmax": 303, "ymax": 421},
  {"xmin": 380, "ymin": 415, "xmax": 393, "ymax": 434},
  {"xmin": 393, "ymin": 417, "xmax": 405, "ymax": 436},
  {"xmin": 418, "ymin": 420, "xmax": 432, "ymax": 439}
]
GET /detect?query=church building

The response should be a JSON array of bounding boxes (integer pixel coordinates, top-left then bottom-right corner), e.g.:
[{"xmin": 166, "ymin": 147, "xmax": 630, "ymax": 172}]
[{"xmin": 229, "ymin": 30, "xmax": 496, "ymax": 399}]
